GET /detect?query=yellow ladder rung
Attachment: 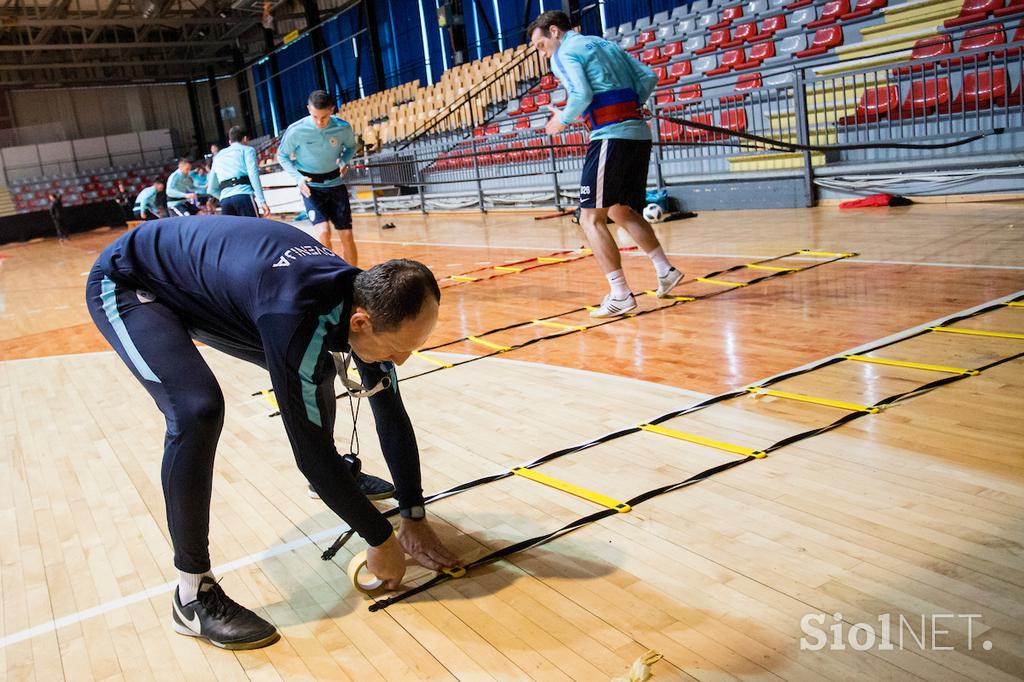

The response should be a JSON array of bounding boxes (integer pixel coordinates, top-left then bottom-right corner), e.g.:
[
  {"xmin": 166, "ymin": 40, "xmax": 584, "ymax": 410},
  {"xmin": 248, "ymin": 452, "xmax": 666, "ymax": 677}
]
[
  {"xmin": 643, "ymin": 290, "xmax": 696, "ymax": 301},
  {"xmin": 744, "ymin": 264, "xmax": 797, "ymax": 272},
  {"xmin": 696, "ymin": 277, "xmax": 747, "ymax": 287},
  {"xmin": 537, "ymin": 256, "xmax": 569, "ymax": 263},
  {"xmin": 799, "ymin": 250, "xmax": 856, "ymax": 258},
  {"xmin": 747, "ymin": 387, "xmax": 880, "ymax": 413},
  {"xmin": 532, "ymin": 319, "xmax": 587, "ymax": 332},
  {"xmin": 493, "ymin": 265, "xmax": 524, "ymax": 273},
  {"xmin": 411, "ymin": 350, "xmax": 454, "ymax": 368},
  {"xmin": 467, "ymin": 335, "xmax": 512, "ymax": 352},
  {"xmin": 451, "ymin": 275, "xmax": 479, "ymax": 282},
  {"xmin": 843, "ymin": 354, "xmax": 979, "ymax": 376},
  {"xmin": 929, "ymin": 327, "xmax": 1024, "ymax": 340},
  {"xmin": 1004, "ymin": 301, "xmax": 1024, "ymax": 308},
  {"xmin": 639, "ymin": 423, "xmax": 766, "ymax": 458},
  {"xmin": 511, "ymin": 467, "xmax": 631, "ymax": 512},
  {"xmin": 258, "ymin": 389, "xmax": 279, "ymax": 411}
]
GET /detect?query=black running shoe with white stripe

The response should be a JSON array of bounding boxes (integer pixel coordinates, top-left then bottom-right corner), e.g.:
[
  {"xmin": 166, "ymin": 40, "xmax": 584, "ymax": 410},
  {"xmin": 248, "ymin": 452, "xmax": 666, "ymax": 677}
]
[{"xmin": 172, "ymin": 577, "xmax": 280, "ymax": 650}]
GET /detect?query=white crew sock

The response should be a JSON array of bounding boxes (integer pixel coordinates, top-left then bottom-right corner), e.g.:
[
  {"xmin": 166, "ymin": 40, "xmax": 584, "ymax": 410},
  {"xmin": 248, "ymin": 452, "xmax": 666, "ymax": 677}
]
[
  {"xmin": 179, "ymin": 570, "xmax": 215, "ymax": 604},
  {"xmin": 646, "ymin": 246, "xmax": 674, "ymax": 278},
  {"xmin": 605, "ymin": 269, "xmax": 632, "ymax": 299}
]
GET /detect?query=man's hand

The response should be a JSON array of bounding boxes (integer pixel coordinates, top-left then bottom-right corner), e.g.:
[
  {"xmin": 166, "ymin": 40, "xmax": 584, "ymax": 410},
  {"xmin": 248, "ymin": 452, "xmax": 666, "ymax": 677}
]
[
  {"xmin": 186, "ymin": 192, "xmax": 198, "ymax": 201},
  {"xmin": 298, "ymin": 179, "xmax": 312, "ymax": 198},
  {"xmin": 339, "ymin": 164, "xmax": 348, "ymax": 176},
  {"xmin": 545, "ymin": 105, "xmax": 566, "ymax": 136},
  {"xmin": 365, "ymin": 533, "xmax": 406, "ymax": 590},
  {"xmin": 397, "ymin": 518, "xmax": 459, "ymax": 571},
  {"xmin": 260, "ymin": 203, "xmax": 271, "ymax": 217}
]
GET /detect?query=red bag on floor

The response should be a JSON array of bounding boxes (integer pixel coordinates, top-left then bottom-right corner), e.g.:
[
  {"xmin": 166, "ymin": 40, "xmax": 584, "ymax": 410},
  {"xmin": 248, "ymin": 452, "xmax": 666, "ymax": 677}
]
[{"xmin": 839, "ymin": 193, "xmax": 912, "ymax": 208}]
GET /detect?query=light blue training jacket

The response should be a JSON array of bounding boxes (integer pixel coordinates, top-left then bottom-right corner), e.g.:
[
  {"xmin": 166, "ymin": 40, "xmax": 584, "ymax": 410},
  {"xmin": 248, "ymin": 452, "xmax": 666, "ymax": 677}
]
[
  {"xmin": 549, "ymin": 30, "xmax": 658, "ymax": 141},
  {"xmin": 276, "ymin": 116, "xmax": 357, "ymax": 189},
  {"xmin": 164, "ymin": 168, "xmax": 196, "ymax": 208},
  {"xmin": 208, "ymin": 142, "xmax": 267, "ymax": 205}
]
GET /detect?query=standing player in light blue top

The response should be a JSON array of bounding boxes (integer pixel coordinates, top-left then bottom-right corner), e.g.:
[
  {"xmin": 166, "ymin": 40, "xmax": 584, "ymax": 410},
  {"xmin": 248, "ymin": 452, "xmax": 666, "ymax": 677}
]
[
  {"xmin": 277, "ymin": 90, "xmax": 359, "ymax": 265},
  {"xmin": 165, "ymin": 157, "xmax": 200, "ymax": 216},
  {"xmin": 208, "ymin": 126, "xmax": 270, "ymax": 218},
  {"xmin": 530, "ymin": 11, "xmax": 684, "ymax": 317}
]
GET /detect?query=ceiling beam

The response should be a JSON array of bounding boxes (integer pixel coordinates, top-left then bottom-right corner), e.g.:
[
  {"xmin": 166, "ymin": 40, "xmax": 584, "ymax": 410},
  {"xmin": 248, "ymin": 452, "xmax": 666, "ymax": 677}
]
[
  {"xmin": 0, "ymin": 39, "xmax": 234, "ymax": 51},
  {"xmin": 0, "ymin": 57, "xmax": 212, "ymax": 71},
  {"xmin": 1, "ymin": 15, "xmax": 237, "ymax": 28}
]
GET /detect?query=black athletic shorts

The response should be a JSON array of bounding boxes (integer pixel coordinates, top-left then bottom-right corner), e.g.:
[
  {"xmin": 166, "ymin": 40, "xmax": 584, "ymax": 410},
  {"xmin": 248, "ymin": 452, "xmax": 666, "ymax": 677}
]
[
  {"xmin": 220, "ymin": 193, "xmax": 260, "ymax": 218},
  {"xmin": 302, "ymin": 184, "xmax": 352, "ymax": 230},
  {"xmin": 578, "ymin": 138, "xmax": 652, "ymax": 212}
]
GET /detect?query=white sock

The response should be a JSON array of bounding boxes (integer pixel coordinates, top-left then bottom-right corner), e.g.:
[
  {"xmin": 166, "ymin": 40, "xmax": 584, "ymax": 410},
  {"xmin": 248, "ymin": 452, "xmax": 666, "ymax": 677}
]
[
  {"xmin": 646, "ymin": 246, "xmax": 674, "ymax": 278},
  {"xmin": 178, "ymin": 570, "xmax": 215, "ymax": 604},
  {"xmin": 605, "ymin": 269, "xmax": 632, "ymax": 299}
]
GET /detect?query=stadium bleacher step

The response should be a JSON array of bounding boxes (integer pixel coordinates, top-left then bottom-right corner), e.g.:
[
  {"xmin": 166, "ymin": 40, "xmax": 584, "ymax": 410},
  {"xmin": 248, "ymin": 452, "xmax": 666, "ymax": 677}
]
[
  {"xmin": 838, "ymin": 27, "xmax": 939, "ymax": 59},
  {"xmin": 861, "ymin": 0, "xmax": 962, "ymax": 37},
  {"xmin": 727, "ymin": 151, "xmax": 827, "ymax": 171},
  {"xmin": 0, "ymin": 186, "xmax": 17, "ymax": 218}
]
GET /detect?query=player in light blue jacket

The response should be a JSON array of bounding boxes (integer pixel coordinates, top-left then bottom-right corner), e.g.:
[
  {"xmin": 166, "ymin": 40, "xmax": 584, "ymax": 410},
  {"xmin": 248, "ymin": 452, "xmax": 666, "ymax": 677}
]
[
  {"xmin": 165, "ymin": 158, "xmax": 199, "ymax": 216},
  {"xmin": 208, "ymin": 126, "xmax": 270, "ymax": 218},
  {"xmin": 133, "ymin": 179, "xmax": 166, "ymax": 220},
  {"xmin": 530, "ymin": 11, "xmax": 683, "ymax": 317},
  {"xmin": 277, "ymin": 90, "xmax": 359, "ymax": 264}
]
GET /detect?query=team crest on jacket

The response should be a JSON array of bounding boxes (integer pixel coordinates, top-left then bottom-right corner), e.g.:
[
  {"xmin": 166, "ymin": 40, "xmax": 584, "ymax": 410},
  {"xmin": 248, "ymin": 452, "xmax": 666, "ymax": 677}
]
[{"xmin": 329, "ymin": 137, "xmax": 338, "ymax": 147}]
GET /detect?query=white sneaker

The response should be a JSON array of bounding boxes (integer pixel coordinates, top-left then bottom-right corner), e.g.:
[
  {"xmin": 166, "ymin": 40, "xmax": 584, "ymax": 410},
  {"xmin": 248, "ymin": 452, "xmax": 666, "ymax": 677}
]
[
  {"xmin": 590, "ymin": 293, "xmax": 638, "ymax": 318},
  {"xmin": 656, "ymin": 268, "xmax": 685, "ymax": 298}
]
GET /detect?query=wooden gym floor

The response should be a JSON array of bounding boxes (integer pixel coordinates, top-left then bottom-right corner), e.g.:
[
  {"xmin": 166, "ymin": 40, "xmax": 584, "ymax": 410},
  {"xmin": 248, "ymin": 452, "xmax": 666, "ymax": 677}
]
[{"xmin": 1, "ymin": 202, "xmax": 1023, "ymax": 680}]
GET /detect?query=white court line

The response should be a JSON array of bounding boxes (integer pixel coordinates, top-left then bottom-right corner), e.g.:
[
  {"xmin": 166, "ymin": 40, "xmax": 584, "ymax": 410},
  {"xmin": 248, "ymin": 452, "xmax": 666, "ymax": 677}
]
[
  {"xmin": 0, "ymin": 524, "xmax": 351, "ymax": 650},
  {"xmin": 356, "ymin": 239, "xmax": 1024, "ymax": 270}
]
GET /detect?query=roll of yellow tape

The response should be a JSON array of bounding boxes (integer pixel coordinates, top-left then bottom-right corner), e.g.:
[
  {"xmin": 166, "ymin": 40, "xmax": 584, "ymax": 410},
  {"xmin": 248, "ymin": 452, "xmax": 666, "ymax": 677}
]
[{"xmin": 347, "ymin": 550, "xmax": 384, "ymax": 593}]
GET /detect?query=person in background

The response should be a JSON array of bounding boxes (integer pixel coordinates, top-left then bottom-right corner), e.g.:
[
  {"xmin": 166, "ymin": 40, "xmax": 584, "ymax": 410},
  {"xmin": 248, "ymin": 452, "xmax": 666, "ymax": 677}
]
[
  {"xmin": 277, "ymin": 90, "xmax": 358, "ymax": 264},
  {"xmin": 133, "ymin": 180, "xmax": 167, "ymax": 221},
  {"xmin": 166, "ymin": 157, "xmax": 199, "ymax": 216},
  {"xmin": 114, "ymin": 180, "xmax": 133, "ymax": 221},
  {"xmin": 207, "ymin": 126, "xmax": 270, "ymax": 218},
  {"xmin": 48, "ymin": 191, "xmax": 68, "ymax": 242},
  {"xmin": 530, "ymin": 10, "xmax": 684, "ymax": 317}
]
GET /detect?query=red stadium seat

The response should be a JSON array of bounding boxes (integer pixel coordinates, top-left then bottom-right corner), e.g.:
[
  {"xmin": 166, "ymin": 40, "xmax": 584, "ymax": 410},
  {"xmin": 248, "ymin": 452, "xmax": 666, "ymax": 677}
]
[
  {"xmin": 539, "ymin": 74, "xmax": 557, "ymax": 90},
  {"xmin": 719, "ymin": 108, "xmax": 748, "ymax": 133},
  {"xmin": 535, "ymin": 92, "xmax": 551, "ymax": 107},
  {"xmin": 842, "ymin": 0, "xmax": 887, "ymax": 21},
  {"xmin": 958, "ymin": 24, "xmax": 1005, "ymax": 62},
  {"xmin": 898, "ymin": 77, "xmax": 952, "ymax": 116},
  {"xmin": 679, "ymin": 83, "xmax": 703, "ymax": 101},
  {"xmin": 709, "ymin": 4, "xmax": 744, "ymax": 29},
  {"xmin": 627, "ymin": 30, "xmax": 656, "ymax": 52},
  {"xmin": 706, "ymin": 48, "xmax": 746, "ymax": 75},
  {"xmin": 839, "ymin": 85, "xmax": 900, "ymax": 123},
  {"xmin": 796, "ymin": 26, "xmax": 844, "ymax": 57},
  {"xmin": 737, "ymin": 41, "xmax": 775, "ymax": 68},
  {"xmin": 995, "ymin": 0, "xmax": 1024, "ymax": 16},
  {"xmin": 642, "ymin": 47, "xmax": 671, "ymax": 65},
  {"xmin": 952, "ymin": 67, "xmax": 1009, "ymax": 109},
  {"xmin": 758, "ymin": 14, "xmax": 787, "ymax": 38},
  {"xmin": 894, "ymin": 35, "xmax": 953, "ymax": 73},
  {"xmin": 995, "ymin": 18, "xmax": 1024, "ymax": 55},
  {"xmin": 725, "ymin": 22, "xmax": 759, "ymax": 46},
  {"xmin": 662, "ymin": 41, "xmax": 683, "ymax": 58},
  {"xmin": 696, "ymin": 28, "xmax": 731, "ymax": 54},
  {"xmin": 669, "ymin": 60, "xmax": 692, "ymax": 80},
  {"xmin": 519, "ymin": 95, "xmax": 537, "ymax": 113},
  {"xmin": 945, "ymin": 0, "xmax": 1003, "ymax": 27},
  {"xmin": 807, "ymin": 0, "xmax": 851, "ymax": 28}
]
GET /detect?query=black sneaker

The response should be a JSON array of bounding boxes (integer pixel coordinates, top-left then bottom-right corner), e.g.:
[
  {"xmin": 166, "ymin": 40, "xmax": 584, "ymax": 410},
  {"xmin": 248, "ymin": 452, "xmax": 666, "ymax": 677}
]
[
  {"xmin": 307, "ymin": 472, "xmax": 395, "ymax": 501},
  {"xmin": 357, "ymin": 471, "xmax": 396, "ymax": 500},
  {"xmin": 172, "ymin": 577, "xmax": 280, "ymax": 650}
]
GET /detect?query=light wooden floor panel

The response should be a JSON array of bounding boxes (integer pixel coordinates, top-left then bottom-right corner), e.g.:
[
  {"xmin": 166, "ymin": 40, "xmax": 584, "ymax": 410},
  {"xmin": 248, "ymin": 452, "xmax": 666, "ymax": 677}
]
[{"xmin": 2, "ymin": 203, "xmax": 1023, "ymax": 680}]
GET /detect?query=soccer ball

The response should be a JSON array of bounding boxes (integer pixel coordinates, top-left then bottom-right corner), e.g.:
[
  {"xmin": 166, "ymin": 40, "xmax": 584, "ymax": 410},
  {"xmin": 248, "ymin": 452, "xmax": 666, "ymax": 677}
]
[{"xmin": 643, "ymin": 203, "xmax": 663, "ymax": 223}]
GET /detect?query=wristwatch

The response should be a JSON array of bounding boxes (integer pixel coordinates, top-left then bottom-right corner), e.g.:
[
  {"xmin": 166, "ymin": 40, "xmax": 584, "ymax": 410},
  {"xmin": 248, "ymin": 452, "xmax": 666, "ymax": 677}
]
[{"xmin": 400, "ymin": 505, "xmax": 425, "ymax": 520}]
